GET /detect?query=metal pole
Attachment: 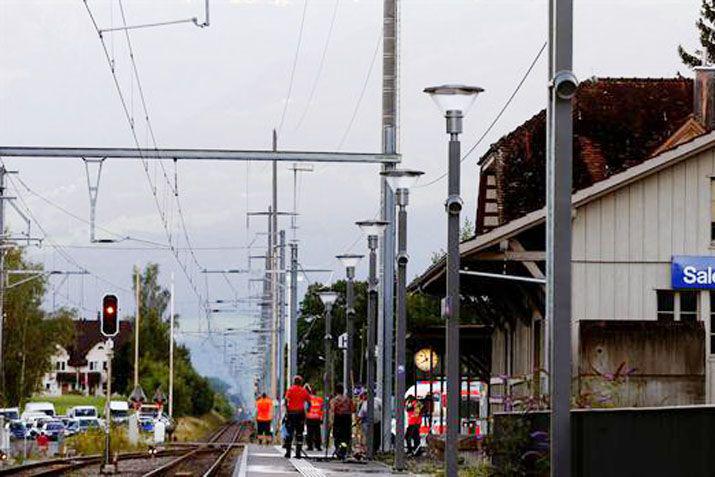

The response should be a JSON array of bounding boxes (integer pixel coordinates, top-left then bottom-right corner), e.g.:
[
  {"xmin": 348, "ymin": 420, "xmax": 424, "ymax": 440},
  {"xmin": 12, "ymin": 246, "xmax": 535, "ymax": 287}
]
[
  {"xmin": 134, "ymin": 271, "xmax": 140, "ymax": 389},
  {"xmin": 270, "ymin": 130, "xmax": 279, "ymax": 407},
  {"xmin": 103, "ymin": 339, "xmax": 113, "ymax": 470},
  {"xmin": 445, "ymin": 111, "xmax": 463, "ymax": 477},
  {"xmin": 547, "ymin": 0, "xmax": 575, "ymax": 475},
  {"xmin": 366, "ymin": 236, "xmax": 378, "ymax": 460},
  {"xmin": 394, "ymin": 190, "xmax": 408, "ymax": 470},
  {"xmin": 289, "ymin": 243, "xmax": 298, "ymax": 385},
  {"xmin": 278, "ymin": 230, "xmax": 286, "ymax": 400},
  {"xmin": 380, "ymin": 0, "xmax": 399, "ymax": 450},
  {"xmin": 0, "ymin": 166, "xmax": 6, "ymax": 398},
  {"xmin": 346, "ymin": 267, "xmax": 356, "ymax": 400},
  {"xmin": 323, "ymin": 303, "xmax": 333, "ymax": 458},
  {"xmin": 169, "ymin": 273, "xmax": 175, "ymax": 418}
]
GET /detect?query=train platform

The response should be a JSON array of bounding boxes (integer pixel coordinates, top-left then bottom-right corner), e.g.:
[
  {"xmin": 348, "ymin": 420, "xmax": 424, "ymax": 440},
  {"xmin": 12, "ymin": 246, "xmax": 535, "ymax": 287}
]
[{"xmin": 234, "ymin": 443, "xmax": 415, "ymax": 477}]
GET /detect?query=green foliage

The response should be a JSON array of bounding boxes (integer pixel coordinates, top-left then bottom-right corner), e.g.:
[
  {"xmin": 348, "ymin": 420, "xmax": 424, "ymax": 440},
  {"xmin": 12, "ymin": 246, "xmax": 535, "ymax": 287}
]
[
  {"xmin": 679, "ymin": 0, "xmax": 715, "ymax": 67},
  {"xmin": 67, "ymin": 425, "xmax": 143, "ymax": 455},
  {"xmin": 111, "ymin": 263, "xmax": 223, "ymax": 418},
  {"xmin": 2, "ymin": 246, "xmax": 76, "ymax": 405},
  {"xmin": 461, "ymin": 218, "xmax": 475, "ymax": 242}
]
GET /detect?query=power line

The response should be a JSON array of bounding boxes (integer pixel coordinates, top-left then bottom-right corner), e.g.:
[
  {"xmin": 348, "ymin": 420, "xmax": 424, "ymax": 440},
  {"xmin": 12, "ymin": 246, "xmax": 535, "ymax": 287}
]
[
  {"xmin": 416, "ymin": 41, "xmax": 547, "ymax": 189},
  {"xmin": 293, "ymin": 0, "xmax": 340, "ymax": 131},
  {"xmin": 277, "ymin": 0, "xmax": 310, "ymax": 133},
  {"xmin": 337, "ymin": 32, "xmax": 381, "ymax": 150}
]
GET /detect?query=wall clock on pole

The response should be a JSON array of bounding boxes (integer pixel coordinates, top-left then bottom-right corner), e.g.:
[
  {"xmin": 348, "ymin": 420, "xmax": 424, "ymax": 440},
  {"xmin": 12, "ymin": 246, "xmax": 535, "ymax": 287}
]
[{"xmin": 414, "ymin": 347, "xmax": 439, "ymax": 372}]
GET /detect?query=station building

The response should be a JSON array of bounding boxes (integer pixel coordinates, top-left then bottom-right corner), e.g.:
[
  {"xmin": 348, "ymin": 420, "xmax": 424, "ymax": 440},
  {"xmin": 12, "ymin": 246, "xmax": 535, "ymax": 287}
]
[{"xmin": 410, "ymin": 68, "xmax": 715, "ymax": 410}]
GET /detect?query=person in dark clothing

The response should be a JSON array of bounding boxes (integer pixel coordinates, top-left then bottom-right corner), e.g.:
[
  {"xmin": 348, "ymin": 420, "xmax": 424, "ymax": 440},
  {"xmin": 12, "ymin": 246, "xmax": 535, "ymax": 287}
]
[
  {"xmin": 330, "ymin": 383, "xmax": 355, "ymax": 460},
  {"xmin": 283, "ymin": 375, "xmax": 312, "ymax": 458}
]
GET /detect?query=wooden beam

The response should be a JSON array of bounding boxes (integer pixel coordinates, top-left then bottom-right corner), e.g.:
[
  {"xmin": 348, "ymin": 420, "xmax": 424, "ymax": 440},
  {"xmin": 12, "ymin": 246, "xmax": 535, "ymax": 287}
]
[{"xmin": 469, "ymin": 250, "xmax": 546, "ymax": 261}]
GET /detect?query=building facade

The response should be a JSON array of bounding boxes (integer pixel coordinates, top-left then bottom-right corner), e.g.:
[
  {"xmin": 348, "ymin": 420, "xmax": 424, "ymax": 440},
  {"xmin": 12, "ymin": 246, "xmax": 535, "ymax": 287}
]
[
  {"xmin": 42, "ymin": 318, "xmax": 132, "ymax": 396},
  {"xmin": 411, "ymin": 68, "xmax": 715, "ymax": 410}
]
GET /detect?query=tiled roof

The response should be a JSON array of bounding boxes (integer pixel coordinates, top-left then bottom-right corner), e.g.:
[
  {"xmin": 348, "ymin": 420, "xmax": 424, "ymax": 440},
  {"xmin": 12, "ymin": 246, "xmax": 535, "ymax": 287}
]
[
  {"xmin": 66, "ymin": 319, "xmax": 132, "ymax": 367},
  {"xmin": 479, "ymin": 77, "xmax": 696, "ymax": 226}
]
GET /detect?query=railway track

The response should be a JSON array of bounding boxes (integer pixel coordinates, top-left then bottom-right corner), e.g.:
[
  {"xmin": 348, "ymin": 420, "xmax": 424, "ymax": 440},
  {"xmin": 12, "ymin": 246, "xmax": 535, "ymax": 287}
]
[{"xmin": 0, "ymin": 421, "xmax": 252, "ymax": 477}]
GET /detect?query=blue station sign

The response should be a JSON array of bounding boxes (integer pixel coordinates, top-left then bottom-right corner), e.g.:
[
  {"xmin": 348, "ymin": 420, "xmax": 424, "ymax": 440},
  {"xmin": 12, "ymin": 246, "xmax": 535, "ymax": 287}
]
[{"xmin": 672, "ymin": 255, "xmax": 715, "ymax": 289}]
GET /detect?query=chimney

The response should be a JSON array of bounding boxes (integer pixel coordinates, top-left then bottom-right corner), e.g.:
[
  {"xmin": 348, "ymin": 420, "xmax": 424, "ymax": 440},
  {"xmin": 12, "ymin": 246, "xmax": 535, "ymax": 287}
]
[{"xmin": 694, "ymin": 66, "xmax": 715, "ymax": 131}]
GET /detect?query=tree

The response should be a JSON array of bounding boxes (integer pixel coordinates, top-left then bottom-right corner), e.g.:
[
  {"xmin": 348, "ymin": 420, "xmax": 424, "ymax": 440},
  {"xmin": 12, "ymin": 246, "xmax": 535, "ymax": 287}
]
[
  {"xmin": 2, "ymin": 247, "xmax": 75, "ymax": 405},
  {"xmin": 679, "ymin": 0, "xmax": 715, "ymax": 67},
  {"xmin": 113, "ymin": 263, "xmax": 219, "ymax": 417}
]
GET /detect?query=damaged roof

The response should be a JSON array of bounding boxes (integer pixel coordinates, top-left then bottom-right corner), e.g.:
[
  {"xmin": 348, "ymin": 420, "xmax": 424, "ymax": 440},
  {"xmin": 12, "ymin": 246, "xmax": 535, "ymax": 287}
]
[{"xmin": 481, "ymin": 77, "xmax": 695, "ymax": 225}]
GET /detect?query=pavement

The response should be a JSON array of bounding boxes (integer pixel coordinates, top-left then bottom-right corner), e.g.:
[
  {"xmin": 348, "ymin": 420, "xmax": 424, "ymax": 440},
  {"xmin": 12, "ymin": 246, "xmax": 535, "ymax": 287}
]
[{"xmin": 234, "ymin": 444, "xmax": 413, "ymax": 477}]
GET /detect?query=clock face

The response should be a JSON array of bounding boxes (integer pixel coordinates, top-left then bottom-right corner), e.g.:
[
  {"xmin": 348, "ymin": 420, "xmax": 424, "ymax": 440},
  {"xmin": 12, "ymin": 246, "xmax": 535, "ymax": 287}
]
[{"xmin": 414, "ymin": 348, "xmax": 438, "ymax": 372}]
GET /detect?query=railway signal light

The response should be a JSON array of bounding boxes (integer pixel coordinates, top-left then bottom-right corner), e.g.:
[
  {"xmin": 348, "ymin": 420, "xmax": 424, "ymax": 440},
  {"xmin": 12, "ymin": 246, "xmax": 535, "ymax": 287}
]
[{"xmin": 101, "ymin": 294, "xmax": 119, "ymax": 337}]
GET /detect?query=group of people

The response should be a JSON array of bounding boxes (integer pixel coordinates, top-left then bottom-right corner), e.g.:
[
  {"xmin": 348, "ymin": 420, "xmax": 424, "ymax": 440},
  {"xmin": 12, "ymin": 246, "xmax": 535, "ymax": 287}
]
[{"xmin": 255, "ymin": 375, "xmax": 386, "ymax": 460}]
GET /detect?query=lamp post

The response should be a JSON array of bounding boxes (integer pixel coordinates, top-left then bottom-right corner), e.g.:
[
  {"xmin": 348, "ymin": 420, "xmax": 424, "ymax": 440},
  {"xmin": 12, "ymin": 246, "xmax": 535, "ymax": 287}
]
[
  {"xmin": 336, "ymin": 254, "xmax": 364, "ymax": 402},
  {"xmin": 317, "ymin": 290, "xmax": 339, "ymax": 458},
  {"xmin": 381, "ymin": 169, "xmax": 424, "ymax": 471},
  {"xmin": 356, "ymin": 220, "xmax": 388, "ymax": 460},
  {"xmin": 424, "ymin": 84, "xmax": 483, "ymax": 477}
]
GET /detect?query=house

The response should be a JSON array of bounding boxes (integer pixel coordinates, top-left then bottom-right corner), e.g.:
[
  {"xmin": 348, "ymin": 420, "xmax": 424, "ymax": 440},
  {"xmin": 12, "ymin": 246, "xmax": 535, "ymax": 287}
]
[
  {"xmin": 410, "ymin": 67, "xmax": 715, "ymax": 410},
  {"xmin": 42, "ymin": 318, "xmax": 132, "ymax": 396}
]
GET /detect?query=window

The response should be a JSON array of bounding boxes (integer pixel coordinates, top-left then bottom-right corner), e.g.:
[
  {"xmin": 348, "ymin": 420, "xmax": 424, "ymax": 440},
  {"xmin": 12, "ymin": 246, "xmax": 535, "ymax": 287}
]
[
  {"xmin": 56, "ymin": 361, "xmax": 62, "ymax": 371},
  {"xmin": 657, "ymin": 290, "xmax": 675, "ymax": 321},
  {"xmin": 89, "ymin": 361, "xmax": 96, "ymax": 371},
  {"xmin": 680, "ymin": 291, "xmax": 698, "ymax": 322},
  {"xmin": 103, "ymin": 361, "xmax": 107, "ymax": 371},
  {"xmin": 657, "ymin": 290, "xmax": 699, "ymax": 322}
]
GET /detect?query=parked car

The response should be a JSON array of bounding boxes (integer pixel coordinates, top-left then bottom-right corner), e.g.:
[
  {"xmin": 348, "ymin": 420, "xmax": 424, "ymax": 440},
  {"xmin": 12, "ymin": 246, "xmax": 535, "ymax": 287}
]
[
  {"xmin": 0, "ymin": 407, "xmax": 20, "ymax": 421},
  {"xmin": 77, "ymin": 417, "xmax": 101, "ymax": 432},
  {"xmin": 109, "ymin": 401, "xmax": 129, "ymax": 424},
  {"xmin": 23, "ymin": 412, "xmax": 53, "ymax": 437},
  {"xmin": 40, "ymin": 420, "xmax": 66, "ymax": 441},
  {"xmin": 64, "ymin": 419, "xmax": 80, "ymax": 437},
  {"xmin": 67, "ymin": 405, "xmax": 98, "ymax": 419},
  {"xmin": 7, "ymin": 420, "xmax": 28, "ymax": 440},
  {"xmin": 23, "ymin": 402, "xmax": 56, "ymax": 417}
]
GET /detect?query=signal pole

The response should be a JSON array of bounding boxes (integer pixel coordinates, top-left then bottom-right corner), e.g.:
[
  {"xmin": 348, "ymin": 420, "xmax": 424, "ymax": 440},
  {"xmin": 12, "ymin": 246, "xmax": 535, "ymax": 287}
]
[
  {"xmin": 0, "ymin": 166, "xmax": 6, "ymax": 397},
  {"xmin": 134, "ymin": 271, "xmax": 140, "ymax": 388}
]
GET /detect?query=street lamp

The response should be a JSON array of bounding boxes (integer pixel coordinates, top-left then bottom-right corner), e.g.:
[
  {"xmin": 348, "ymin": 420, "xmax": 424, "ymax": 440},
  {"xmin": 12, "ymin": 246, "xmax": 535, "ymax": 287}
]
[
  {"xmin": 336, "ymin": 254, "xmax": 363, "ymax": 402},
  {"xmin": 424, "ymin": 83, "xmax": 483, "ymax": 477},
  {"xmin": 356, "ymin": 219, "xmax": 388, "ymax": 460},
  {"xmin": 381, "ymin": 168, "xmax": 424, "ymax": 471},
  {"xmin": 317, "ymin": 289, "xmax": 340, "ymax": 458}
]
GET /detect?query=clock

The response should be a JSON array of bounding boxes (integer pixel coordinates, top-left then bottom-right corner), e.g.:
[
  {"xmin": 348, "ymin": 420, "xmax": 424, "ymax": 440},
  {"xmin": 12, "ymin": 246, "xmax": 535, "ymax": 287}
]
[{"xmin": 414, "ymin": 348, "xmax": 438, "ymax": 372}]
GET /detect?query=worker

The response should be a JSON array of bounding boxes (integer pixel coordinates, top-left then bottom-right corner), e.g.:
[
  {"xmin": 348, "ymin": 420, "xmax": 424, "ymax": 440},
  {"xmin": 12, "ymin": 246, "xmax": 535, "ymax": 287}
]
[
  {"xmin": 255, "ymin": 392, "xmax": 274, "ymax": 445},
  {"xmin": 405, "ymin": 395, "xmax": 422, "ymax": 455},
  {"xmin": 304, "ymin": 384, "xmax": 324, "ymax": 452},
  {"xmin": 330, "ymin": 383, "xmax": 355, "ymax": 460},
  {"xmin": 283, "ymin": 375, "xmax": 312, "ymax": 459}
]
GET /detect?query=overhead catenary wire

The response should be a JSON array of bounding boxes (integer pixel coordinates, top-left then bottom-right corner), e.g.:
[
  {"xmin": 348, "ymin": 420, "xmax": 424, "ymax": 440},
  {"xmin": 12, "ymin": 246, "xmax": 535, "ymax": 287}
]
[
  {"xmin": 336, "ymin": 32, "xmax": 381, "ymax": 150},
  {"xmin": 277, "ymin": 0, "xmax": 310, "ymax": 133},
  {"xmin": 293, "ymin": 0, "xmax": 340, "ymax": 131},
  {"xmin": 415, "ymin": 41, "xmax": 548, "ymax": 189},
  {"xmin": 82, "ymin": 0, "xmax": 206, "ymax": 313}
]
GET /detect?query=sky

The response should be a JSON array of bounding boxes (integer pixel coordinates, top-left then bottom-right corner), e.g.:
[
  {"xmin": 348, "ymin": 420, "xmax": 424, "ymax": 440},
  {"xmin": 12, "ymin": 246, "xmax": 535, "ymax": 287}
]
[{"xmin": 0, "ymin": 0, "xmax": 702, "ymax": 397}]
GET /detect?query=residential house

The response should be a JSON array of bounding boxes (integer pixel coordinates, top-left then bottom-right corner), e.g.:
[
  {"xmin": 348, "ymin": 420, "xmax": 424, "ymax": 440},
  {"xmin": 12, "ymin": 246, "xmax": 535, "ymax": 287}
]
[{"xmin": 42, "ymin": 318, "xmax": 132, "ymax": 396}]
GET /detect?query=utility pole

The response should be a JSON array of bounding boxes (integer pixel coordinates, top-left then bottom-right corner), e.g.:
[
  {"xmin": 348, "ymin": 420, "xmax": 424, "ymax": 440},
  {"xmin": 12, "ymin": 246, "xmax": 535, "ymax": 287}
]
[
  {"xmin": 379, "ymin": 0, "xmax": 398, "ymax": 450},
  {"xmin": 290, "ymin": 164, "xmax": 313, "ymax": 241},
  {"xmin": 0, "ymin": 166, "xmax": 6, "ymax": 398},
  {"xmin": 547, "ymin": 0, "xmax": 576, "ymax": 475},
  {"xmin": 288, "ymin": 242, "xmax": 298, "ymax": 385},
  {"xmin": 168, "ymin": 272, "xmax": 175, "ymax": 418},
  {"xmin": 270, "ymin": 130, "xmax": 279, "ymax": 406},
  {"xmin": 134, "ymin": 270, "xmax": 140, "ymax": 389},
  {"xmin": 278, "ymin": 230, "xmax": 286, "ymax": 399}
]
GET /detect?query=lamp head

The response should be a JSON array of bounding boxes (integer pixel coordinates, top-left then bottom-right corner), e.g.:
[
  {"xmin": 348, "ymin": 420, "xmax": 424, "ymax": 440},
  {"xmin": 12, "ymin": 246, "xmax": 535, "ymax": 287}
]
[
  {"xmin": 336, "ymin": 254, "xmax": 364, "ymax": 269},
  {"xmin": 380, "ymin": 169, "xmax": 425, "ymax": 192},
  {"xmin": 317, "ymin": 290, "xmax": 339, "ymax": 306},
  {"xmin": 355, "ymin": 220, "xmax": 389, "ymax": 237},
  {"xmin": 423, "ymin": 84, "xmax": 484, "ymax": 116}
]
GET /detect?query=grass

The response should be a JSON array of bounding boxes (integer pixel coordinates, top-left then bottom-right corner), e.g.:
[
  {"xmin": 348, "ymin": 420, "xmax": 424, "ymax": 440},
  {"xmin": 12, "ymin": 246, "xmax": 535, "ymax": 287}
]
[
  {"xmin": 173, "ymin": 410, "xmax": 226, "ymax": 442},
  {"xmin": 27, "ymin": 394, "xmax": 118, "ymax": 415}
]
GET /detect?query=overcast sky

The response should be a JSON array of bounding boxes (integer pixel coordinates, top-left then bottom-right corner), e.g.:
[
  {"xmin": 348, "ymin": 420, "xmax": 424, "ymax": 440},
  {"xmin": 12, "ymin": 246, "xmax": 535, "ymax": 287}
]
[{"xmin": 0, "ymin": 0, "xmax": 701, "ymax": 395}]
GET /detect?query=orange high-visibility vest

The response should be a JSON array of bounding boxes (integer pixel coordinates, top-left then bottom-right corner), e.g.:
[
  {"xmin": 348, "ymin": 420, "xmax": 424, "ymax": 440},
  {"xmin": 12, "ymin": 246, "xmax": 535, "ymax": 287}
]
[
  {"xmin": 256, "ymin": 397, "xmax": 273, "ymax": 422},
  {"xmin": 306, "ymin": 395, "xmax": 324, "ymax": 420}
]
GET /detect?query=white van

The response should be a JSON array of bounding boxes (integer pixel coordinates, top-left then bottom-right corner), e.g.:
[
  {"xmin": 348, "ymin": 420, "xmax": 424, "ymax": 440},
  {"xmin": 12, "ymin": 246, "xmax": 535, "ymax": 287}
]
[
  {"xmin": 109, "ymin": 401, "xmax": 129, "ymax": 423},
  {"xmin": 67, "ymin": 405, "xmax": 98, "ymax": 419},
  {"xmin": 0, "ymin": 407, "xmax": 20, "ymax": 421},
  {"xmin": 23, "ymin": 402, "xmax": 56, "ymax": 417}
]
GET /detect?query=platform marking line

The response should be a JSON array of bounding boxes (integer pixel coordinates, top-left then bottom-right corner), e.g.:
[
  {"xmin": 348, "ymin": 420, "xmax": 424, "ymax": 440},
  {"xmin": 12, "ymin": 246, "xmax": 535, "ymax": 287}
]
[
  {"xmin": 289, "ymin": 457, "xmax": 327, "ymax": 477},
  {"xmin": 234, "ymin": 444, "xmax": 249, "ymax": 477}
]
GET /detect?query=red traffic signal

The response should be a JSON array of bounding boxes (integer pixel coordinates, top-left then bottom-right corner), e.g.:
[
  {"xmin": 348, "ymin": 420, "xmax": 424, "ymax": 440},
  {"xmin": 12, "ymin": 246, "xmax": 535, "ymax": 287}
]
[{"xmin": 101, "ymin": 294, "xmax": 119, "ymax": 337}]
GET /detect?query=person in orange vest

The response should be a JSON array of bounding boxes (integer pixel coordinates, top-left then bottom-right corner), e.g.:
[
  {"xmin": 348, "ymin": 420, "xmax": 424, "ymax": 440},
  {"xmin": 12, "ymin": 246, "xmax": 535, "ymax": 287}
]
[
  {"xmin": 255, "ymin": 392, "xmax": 274, "ymax": 445},
  {"xmin": 405, "ymin": 395, "xmax": 422, "ymax": 455},
  {"xmin": 304, "ymin": 384, "xmax": 324, "ymax": 451},
  {"xmin": 284, "ymin": 375, "xmax": 312, "ymax": 459}
]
